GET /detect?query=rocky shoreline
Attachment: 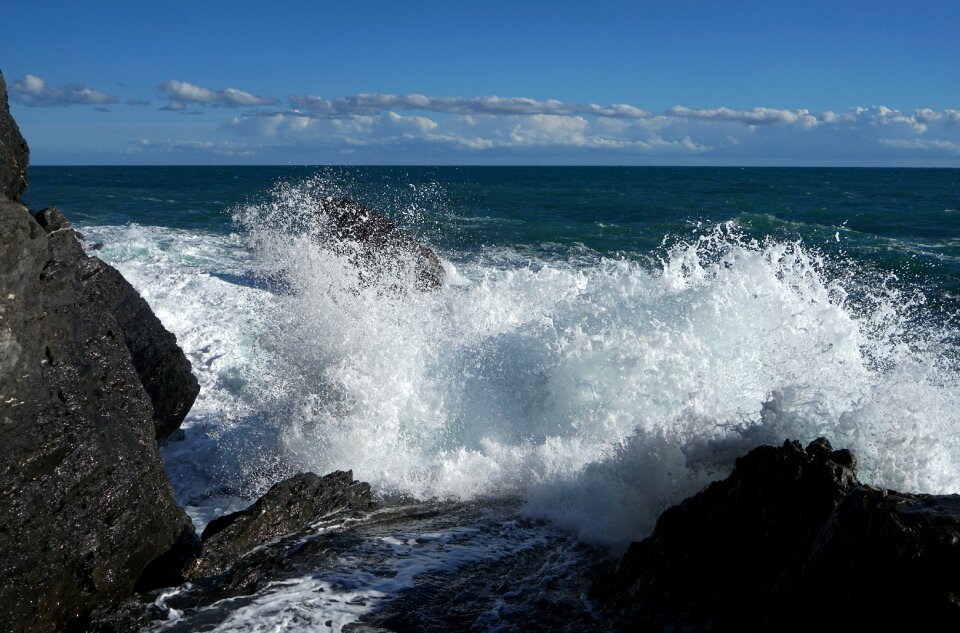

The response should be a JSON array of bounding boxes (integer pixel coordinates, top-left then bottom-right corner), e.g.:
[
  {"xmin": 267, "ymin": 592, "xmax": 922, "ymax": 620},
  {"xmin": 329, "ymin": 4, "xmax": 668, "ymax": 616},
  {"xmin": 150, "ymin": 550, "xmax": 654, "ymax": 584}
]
[{"xmin": 3, "ymin": 68, "xmax": 959, "ymax": 631}]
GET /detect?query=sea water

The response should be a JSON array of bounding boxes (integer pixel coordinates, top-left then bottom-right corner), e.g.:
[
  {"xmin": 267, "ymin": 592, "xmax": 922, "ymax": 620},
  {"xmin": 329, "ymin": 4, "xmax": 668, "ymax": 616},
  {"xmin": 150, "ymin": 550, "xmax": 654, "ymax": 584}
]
[{"xmin": 25, "ymin": 166, "xmax": 960, "ymax": 630}]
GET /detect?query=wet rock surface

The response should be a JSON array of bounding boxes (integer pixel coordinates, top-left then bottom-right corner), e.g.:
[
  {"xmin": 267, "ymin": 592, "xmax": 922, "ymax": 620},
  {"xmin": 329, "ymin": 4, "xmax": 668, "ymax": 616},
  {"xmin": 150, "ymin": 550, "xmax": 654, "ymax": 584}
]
[
  {"xmin": 141, "ymin": 499, "xmax": 607, "ymax": 632},
  {"xmin": 316, "ymin": 198, "xmax": 445, "ymax": 291},
  {"xmin": 0, "ymin": 72, "xmax": 199, "ymax": 632},
  {"xmin": 188, "ymin": 470, "xmax": 373, "ymax": 579},
  {"xmin": 600, "ymin": 438, "xmax": 960, "ymax": 632}
]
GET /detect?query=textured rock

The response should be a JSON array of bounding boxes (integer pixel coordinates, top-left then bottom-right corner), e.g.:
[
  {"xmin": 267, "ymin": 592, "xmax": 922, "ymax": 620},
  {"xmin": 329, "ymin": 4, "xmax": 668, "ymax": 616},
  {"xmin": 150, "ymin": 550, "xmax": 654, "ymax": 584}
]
[
  {"xmin": 32, "ymin": 208, "xmax": 199, "ymax": 441},
  {"xmin": 797, "ymin": 486, "xmax": 960, "ymax": 631},
  {"xmin": 0, "ymin": 70, "xmax": 28, "ymax": 202},
  {"xmin": 188, "ymin": 471, "xmax": 373, "ymax": 578},
  {"xmin": 602, "ymin": 438, "xmax": 857, "ymax": 631},
  {"xmin": 316, "ymin": 198, "xmax": 445, "ymax": 291},
  {"xmin": 0, "ymin": 88, "xmax": 200, "ymax": 630},
  {"xmin": 601, "ymin": 438, "xmax": 960, "ymax": 631}
]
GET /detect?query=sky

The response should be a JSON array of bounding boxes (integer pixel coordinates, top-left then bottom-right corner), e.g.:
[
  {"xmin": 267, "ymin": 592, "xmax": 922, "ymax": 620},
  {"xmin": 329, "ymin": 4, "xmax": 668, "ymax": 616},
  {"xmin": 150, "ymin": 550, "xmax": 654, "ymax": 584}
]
[{"xmin": 2, "ymin": 0, "xmax": 959, "ymax": 166}]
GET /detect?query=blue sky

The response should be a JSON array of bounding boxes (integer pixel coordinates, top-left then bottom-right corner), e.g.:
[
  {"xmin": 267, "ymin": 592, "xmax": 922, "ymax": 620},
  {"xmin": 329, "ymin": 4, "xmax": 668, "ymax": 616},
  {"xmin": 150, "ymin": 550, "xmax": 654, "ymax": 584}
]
[{"xmin": 3, "ymin": 0, "xmax": 959, "ymax": 165}]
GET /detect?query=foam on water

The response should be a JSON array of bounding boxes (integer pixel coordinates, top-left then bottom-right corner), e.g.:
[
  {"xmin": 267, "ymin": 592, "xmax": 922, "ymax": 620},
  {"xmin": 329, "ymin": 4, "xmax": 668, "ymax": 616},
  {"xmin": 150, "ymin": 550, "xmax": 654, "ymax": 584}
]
[{"xmin": 84, "ymin": 174, "xmax": 960, "ymax": 549}]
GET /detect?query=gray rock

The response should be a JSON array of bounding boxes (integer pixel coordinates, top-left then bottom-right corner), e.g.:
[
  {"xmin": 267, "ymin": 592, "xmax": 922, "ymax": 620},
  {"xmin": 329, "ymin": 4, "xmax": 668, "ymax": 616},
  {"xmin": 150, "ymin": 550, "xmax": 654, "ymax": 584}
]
[
  {"xmin": 316, "ymin": 198, "xmax": 445, "ymax": 291},
  {"xmin": 188, "ymin": 471, "xmax": 373, "ymax": 578},
  {"xmin": 0, "ymin": 87, "xmax": 199, "ymax": 630},
  {"xmin": 0, "ymin": 70, "xmax": 28, "ymax": 202},
  {"xmin": 33, "ymin": 207, "xmax": 200, "ymax": 441}
]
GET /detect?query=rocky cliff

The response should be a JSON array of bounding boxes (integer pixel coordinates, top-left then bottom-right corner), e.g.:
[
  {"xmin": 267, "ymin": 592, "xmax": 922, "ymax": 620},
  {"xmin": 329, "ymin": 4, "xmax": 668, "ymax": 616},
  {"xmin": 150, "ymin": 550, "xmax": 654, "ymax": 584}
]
[{"xmin": 0, "ymin": 69, "xmax": 200, "ymax": 632}]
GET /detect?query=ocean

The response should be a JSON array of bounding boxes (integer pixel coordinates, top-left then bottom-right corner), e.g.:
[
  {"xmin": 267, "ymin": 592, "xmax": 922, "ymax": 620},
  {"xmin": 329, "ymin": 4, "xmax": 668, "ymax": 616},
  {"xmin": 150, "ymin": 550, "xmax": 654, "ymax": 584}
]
[{"xmin": 24, "ymin": 166, "xmax": 960, "ymax": 630}]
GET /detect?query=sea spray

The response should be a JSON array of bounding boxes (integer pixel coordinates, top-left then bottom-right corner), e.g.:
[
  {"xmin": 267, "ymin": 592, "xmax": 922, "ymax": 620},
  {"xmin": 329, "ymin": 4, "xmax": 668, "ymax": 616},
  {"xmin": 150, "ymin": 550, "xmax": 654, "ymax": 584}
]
[{"xmin": 85, "ymin": 174, "xmax": 960, "ymax": 550}]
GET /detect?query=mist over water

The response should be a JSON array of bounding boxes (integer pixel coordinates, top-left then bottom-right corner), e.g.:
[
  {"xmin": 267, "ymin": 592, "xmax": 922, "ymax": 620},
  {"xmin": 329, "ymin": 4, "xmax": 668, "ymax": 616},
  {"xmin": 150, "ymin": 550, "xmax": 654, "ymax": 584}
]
[{"xmin": 76, "ymin": 170, "xmax": 960, "ymax": 550}]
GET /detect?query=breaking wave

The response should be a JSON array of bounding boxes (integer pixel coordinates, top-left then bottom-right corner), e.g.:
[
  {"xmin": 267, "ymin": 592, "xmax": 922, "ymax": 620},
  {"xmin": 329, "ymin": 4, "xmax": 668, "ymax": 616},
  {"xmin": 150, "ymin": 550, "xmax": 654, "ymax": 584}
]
[{"xmin": 85, "ymin": 174, "xmax": 960, "ymax": 549}]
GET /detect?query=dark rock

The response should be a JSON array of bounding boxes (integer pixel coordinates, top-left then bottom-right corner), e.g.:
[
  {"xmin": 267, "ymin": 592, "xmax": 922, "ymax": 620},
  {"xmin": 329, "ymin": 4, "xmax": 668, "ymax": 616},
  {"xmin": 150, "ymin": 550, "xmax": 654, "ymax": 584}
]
[
  {"xmin": 796, "ymin": 486, "xmax": 960, "ymax": 631},
  {"xmin": 600, "ymin": 438, "xmax": 859, "ymax": 631},
  {"xmin": 29, "ymin": 207, "xmax": 200, "ymax": 441},
  {"xmin": 134, "ymin": 520, "xmax": 202, "ymax": 593},
  {"xmin": 85, "ymin": 246, "xmax": 199, "ymax": 441},
  {"xmin": 188, "ymin": 470, "xmax": 373, "ymax": 578},
  {"xmin": 0, "ymin": 89, "xmax": 200, "ymax": 630},
  {"xmin": 0, "ymin": 200, "xmax": 196, "ymax": 631},
  {"xmin": 34, "ymin": 206, "xmax": 71, "ymax": 231},
  {"xmin": 316, "ymin": 198, "xmax": 445, "ymax": 291},
  {"xmin": 0, "ymin": 70, "xmax": 29, "ymax": 202},
  {"xmin": 601, "ymin": 438, "xmax": 960, "ymax": 631}
]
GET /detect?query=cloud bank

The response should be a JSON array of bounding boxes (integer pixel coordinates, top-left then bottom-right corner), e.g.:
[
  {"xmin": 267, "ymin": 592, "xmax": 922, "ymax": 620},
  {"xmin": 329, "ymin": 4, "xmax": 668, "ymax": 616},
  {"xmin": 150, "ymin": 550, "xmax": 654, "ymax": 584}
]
[
  {"xmin": 158, "ymin": 80, "xmax": 277, "ymax": 111},
  {"xmin": 288, "ymin": 93, "xmax": 652, "ymax": 119},
  {"xmin": 10, "ymin": 74, "xmax": 118, "ymax": 107},
  {"xmin": 11, "ymin": 74, "xmax": 959, "ymax": 164},
  {"xmin": 209, "ymin": 93, "xmax": 960, "ymax": 163}
]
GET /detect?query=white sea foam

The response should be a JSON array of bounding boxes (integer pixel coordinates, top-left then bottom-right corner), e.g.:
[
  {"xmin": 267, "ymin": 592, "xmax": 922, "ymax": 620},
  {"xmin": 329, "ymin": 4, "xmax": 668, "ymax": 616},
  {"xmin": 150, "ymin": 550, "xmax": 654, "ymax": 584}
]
[{"xmin": 83, "ymin": 175, "xmax": 960, "ymax": 550}]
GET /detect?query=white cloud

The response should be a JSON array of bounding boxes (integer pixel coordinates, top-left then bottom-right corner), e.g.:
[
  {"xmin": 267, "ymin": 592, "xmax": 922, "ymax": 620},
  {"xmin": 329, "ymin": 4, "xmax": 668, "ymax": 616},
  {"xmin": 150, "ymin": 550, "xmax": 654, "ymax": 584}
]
[
  {"xmin": 158, "ymin": 80, "xmax": 277, "ymax": 111},
  {"xmin": 509, "ymin": 114, "xmax": 591, "ymax": 146},
  {"xmin": 131, "ymin": 138, "xmax": 258, "ymax": 156},
  {"xmin": 386, "ymin": 111, "xmax": 440, "ymax": 133},
  {"xmin": 879, "ymin": 138, "xmax": 960, "ymax": 154},
  {"xmin": 666, "ymin": 105, "xmax": 802, "ymax": 125},
  {"xmin": 288, "ymin": 93, "xmax": 654, "ymax": 119},
  {"xmin": 201, "ymin": 91, "xmax": 960, "ymax": 163},
  {"xmin": 10, "ymin": 74, "xmax": 117, "ymax": 107}
]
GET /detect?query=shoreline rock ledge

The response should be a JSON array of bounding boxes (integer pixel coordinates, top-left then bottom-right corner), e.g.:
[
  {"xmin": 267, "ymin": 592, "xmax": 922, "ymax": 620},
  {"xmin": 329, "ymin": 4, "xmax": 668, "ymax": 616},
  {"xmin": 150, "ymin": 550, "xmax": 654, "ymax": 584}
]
[
  {"xmin": 0, "ymin": 69, "xmax": 200, "ymax": 632},
  {"xmin": 598, "ymin": 438, "xmax": 960, "ymax": 632}
]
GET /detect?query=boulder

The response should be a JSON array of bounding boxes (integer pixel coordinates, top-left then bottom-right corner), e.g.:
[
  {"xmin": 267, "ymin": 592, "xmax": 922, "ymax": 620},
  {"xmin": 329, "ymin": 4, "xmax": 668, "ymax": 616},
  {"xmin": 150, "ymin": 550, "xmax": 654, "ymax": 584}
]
[
  {"xmin": 601, "ymin": 438, "xmax": 857, "ymax": 631},
  {"xmin": 33, "ymin": 208, "xmax": 200, "ymax": 441},
  {"xmin": 600, "ymin": 438, "xmax": 960, "ymax": 631},
  {"xmin": 316, "ymin": 198, "xmax": 445, "ymax": 291},
  {"xmin": 188, "ymin": 470, "xmax": 373, "ymax": 578},
  {"xmin": 0, "ymin": 77, "xmax": 199, "ymax": 631},
  {"xmin": 0, "ymin": 70, "xmax": 28, "ymax": 202}
]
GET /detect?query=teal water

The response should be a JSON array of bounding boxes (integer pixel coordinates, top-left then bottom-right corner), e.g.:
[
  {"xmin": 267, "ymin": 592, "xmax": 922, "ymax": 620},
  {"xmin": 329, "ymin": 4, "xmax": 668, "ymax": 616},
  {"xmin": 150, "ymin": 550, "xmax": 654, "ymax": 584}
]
[{"xmin": 25, "ymin": 166, "xmax": 960, "ymax": 312}]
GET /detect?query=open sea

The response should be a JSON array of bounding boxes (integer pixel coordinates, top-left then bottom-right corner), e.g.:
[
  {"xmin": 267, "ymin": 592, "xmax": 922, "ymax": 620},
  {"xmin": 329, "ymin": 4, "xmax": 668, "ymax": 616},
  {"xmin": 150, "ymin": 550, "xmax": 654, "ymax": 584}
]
[{"xmin": 24, "ymin": 166, "xmax": 960, "ymax": 631}]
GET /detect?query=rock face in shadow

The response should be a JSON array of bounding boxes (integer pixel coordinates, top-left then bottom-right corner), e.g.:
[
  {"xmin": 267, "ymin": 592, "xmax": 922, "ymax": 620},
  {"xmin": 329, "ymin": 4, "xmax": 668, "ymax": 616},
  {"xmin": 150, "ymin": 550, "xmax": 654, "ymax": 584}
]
[
  {"xmin": 0, "ymin": 71, "xmax": 200, "ymax": 632},
  {"xmin": 316, "ymin": 198, "xmax": 445, "ymax": 291},
  {"xmin": 799, "ymin": 485, "xmax": 960, "ymax": 630},
  {"xmin": 188, "ymin": 471, "xmax": 373, "ymax": 579},
  {"xmin": 0, "ymin": 70, "xmax": 28, "ymax": 202},
  {"xmin": 601, "ymin": 438, "xmax": 960, "ymax": 631}
]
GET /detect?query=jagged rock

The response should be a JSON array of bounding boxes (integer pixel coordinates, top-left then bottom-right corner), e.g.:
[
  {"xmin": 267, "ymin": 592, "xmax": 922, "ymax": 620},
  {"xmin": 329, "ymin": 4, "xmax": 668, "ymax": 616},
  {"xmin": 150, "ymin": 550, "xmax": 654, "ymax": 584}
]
[
  {"xmin": 0, "ymin": 71, "xmax": 28, "ymax": 202},
  {"xmin": 187, "ymin": 471, "xmax": 373, "ymax": 579},
  {"xmin": 0, "ymin": 85, "xmax": 199, "ymax": 631},
  {"xmin": 601, "ymin": 438, "xmax": 859, "ymax": 631},
  {"xmin": 601, "ymin": 438, "xmax": 960, "ymax": 631},
  {"xmin": 316, "ymin": 198, "xmax": 445, "ymax": 291},
  {"xmin": 31, "ymin": 208, "xmax": 199, "ymax": 441}
]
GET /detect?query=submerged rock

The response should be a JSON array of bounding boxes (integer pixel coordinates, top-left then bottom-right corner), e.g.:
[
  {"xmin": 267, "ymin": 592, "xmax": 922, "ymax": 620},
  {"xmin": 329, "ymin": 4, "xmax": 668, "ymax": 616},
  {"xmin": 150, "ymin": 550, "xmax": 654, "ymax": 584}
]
[
  {"xmin": 188, "ymin": 470, "xmax": 373, "ymax": 579},
  {"xmin": 600, "ymin": 438, "xmax": 960, "ymax": 631},
  {"xmin": 316, "ymin": 198, "xmax": 445, "ymax": 291},
  {"xmin": 0, "ymin": 70, "xmax": 28, "ymax": 202},
  {"xmin": 0, "ymin": 72, "xmax": 199, "ymax": 632}
]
